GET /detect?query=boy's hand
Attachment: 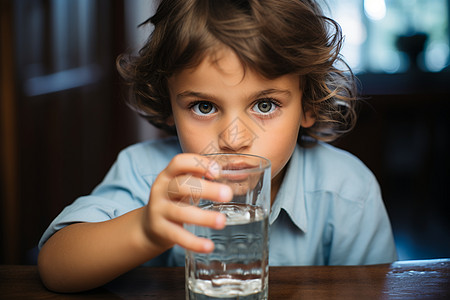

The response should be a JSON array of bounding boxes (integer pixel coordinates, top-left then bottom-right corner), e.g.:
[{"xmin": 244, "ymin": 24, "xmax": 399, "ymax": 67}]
[{"xmin": 142, "ymin": 153, "xmax": 232, "ymax": 254}]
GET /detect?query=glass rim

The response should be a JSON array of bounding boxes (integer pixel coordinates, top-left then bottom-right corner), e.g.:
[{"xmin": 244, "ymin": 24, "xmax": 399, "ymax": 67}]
[{"xmin": 201, "ymin": 153, "xmax": 271, "ymax": 174}]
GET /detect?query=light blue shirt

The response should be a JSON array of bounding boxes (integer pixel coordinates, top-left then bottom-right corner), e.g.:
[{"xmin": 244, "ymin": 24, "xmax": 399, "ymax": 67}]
[{"xmin": 39, "ymin": 137, "xmax": 397, "ymax": 266}]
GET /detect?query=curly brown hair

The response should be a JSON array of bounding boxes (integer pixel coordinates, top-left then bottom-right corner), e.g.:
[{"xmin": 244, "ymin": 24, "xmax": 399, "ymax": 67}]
[{"xmin": 117, "ymin": 0, "xmax": 358, "ymax": 145}]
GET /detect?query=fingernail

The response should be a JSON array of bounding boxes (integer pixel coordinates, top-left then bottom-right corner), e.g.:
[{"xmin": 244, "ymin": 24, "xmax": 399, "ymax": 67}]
[
  {"xmin": 208, "ymin": 160, "xmax": 221, "ymax": 178},
  {"xmin": 215, "ymin": 214, "xmax": 226, "ymax": 229},
  {"xmin": 220, "ymin": 185, "xmax": 232, "ymax": 201},
  {"xmin": 204, "ymin": 240, "xmax": 214, "ymax": 252}
]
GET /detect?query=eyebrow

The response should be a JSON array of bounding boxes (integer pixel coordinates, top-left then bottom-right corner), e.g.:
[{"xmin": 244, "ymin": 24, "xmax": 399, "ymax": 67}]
[
  {"xmin": 253, "ymin": 89, "xmax": 292, "ymax": 98},
  {"xmin": 177, "ymin": 91, "xmax": 215, "ymax": 100},
  {"xmin": 176, "ymin": 88, "xmax": 292, "ymax": 100}
]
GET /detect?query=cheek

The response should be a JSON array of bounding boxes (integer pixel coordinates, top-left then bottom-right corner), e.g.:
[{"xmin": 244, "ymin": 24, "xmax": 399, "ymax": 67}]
[
  {"xmin": 268, "ymin": 134, "xmax": 298, "ymax": 177},
  {"xmin": 177, "ymin": 130, "xmax": 201, "ymax": 153},
  {"xmin": 176, "ymin": 123, "xmax": 215, "ymax": 154},
  {"xmin": 260, "ymin": 121, "xmax": 300, "ymax": 178},
  {"xmin": 171, "ymin": 109, "xmax": 199, "ymax": 153}
]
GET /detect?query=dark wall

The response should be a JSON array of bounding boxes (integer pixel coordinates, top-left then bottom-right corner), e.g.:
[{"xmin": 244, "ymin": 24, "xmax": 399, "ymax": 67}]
[{"xmin": 336, "ymin": 91, "xmax": 450, "ymax": 260}]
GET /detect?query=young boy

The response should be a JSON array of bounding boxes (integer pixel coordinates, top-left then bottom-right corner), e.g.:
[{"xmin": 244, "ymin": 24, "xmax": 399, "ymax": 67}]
[{"xmin": 38, "ymin": 0, "xmax": 397, "ymax": 293}]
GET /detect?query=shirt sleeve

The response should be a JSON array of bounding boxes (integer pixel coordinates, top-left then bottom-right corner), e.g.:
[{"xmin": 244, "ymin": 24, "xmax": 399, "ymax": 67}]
[
  {"xmin": 326, "ymin": 176, "xmax": 398, "ymax": 265},
  {"xmin": 38, "ymin": 147, "xmax": 154, "ymax": 249}
]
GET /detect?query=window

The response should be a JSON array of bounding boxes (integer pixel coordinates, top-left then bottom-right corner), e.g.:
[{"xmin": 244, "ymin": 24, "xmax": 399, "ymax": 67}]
[{"xmin": 326, "ymin": 0, "xmax": 449, "ymax": 74}]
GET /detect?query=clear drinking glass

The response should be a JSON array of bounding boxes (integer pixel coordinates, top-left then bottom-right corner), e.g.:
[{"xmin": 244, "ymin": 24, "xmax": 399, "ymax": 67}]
[{"xmin": 185, "ymin": 153, "xmax": 271, "ymax": 300}]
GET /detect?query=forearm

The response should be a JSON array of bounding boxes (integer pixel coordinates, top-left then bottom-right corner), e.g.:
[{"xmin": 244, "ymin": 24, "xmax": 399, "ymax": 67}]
[{"xmin": 38, "ymin": 207, "xmax": 166, "ymax": 292}]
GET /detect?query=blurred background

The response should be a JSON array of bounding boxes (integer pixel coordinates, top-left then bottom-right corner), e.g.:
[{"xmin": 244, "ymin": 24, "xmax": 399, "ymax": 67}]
[{"xmin": 1, "ymin": 0, "xmax": 449, "ymax": 264}]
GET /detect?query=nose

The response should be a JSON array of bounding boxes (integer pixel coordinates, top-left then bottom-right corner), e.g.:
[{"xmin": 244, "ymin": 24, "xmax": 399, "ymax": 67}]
[{"xmin": 218, "ymin": 117, "xmax": 257, "ymax": 153}]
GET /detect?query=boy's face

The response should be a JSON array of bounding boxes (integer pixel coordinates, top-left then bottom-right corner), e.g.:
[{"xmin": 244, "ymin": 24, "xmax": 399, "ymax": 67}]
[{"xmin": 168, "ymin": 47, "xmax": 315, "ymax": 193}]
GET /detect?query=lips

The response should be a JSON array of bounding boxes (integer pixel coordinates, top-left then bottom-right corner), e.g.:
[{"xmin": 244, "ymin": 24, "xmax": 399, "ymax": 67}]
[
  {"xmin": 220, "ymin": 163, "xmax": 259, "ymax": 182},
  {"xmin": 222, "ymin": 162, "xmax": 256, "ymax": 171}
]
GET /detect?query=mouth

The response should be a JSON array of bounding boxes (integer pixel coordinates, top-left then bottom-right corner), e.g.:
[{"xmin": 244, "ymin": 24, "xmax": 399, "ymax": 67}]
[
  {"xmin": 222, "ymin": 162, "xmax": 256, "ymax": 171},
  {"xmin": 220, "ymin": 162, "xmax": 259, "ymax": 182},
  {"xmin": 202, "ymin": 153, "xmax": 270, "ymax": 182}
]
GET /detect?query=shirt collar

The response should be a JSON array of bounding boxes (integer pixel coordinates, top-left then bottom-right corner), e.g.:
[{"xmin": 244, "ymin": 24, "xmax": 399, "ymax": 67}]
[{"xmin": 269, "ymin": 145, "xmax": 307, "ymax": 232}]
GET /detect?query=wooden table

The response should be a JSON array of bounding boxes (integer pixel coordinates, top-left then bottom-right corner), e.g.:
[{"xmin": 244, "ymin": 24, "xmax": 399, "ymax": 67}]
[{"xmin": 1, "ymin": 259, "xmax": 449, "ymax": 299}]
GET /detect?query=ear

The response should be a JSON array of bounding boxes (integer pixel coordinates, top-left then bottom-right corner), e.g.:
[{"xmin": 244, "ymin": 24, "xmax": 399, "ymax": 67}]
[{"xmin": 301, "ymin": 110, "xmax": 316, "ymax": 128}]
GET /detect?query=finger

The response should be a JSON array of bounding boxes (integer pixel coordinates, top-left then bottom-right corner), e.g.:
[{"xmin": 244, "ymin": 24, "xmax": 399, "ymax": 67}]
[
  {"xmin": 167, "ymin": 175, "xmax": 232, "ymax": 203},
  {"xmin": 162, "ymin": 219, "xmax": 215, "ymax": 253},
  {"xmin": 165, "ymin": 202, "xmax": 227, "ymax": 230},
  {"xmin": 165, "ymin": 153, "xmax": 221, "ymax": 179}
]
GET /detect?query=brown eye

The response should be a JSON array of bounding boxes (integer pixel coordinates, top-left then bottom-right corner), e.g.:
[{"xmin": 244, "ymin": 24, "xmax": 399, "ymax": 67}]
[
  {"xmin": 192, "ymin": 101, "xmax": 216, "ymax": 115},
  {"xmin": 199, "ymin": 103, "xmax": 212, "ymax": 114},
  {"xmin": 257, "ymin": 101, "xmax": 272, "ymax": 113},
  {"xmin": 252, "ymin": 99, "xmax": 279, "ymax": 116}
]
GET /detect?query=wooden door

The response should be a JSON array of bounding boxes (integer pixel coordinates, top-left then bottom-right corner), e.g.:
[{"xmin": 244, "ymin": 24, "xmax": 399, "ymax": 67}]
[{"xmin": 1, "ymin": 0, "xmax": 138, "ymax": 264}]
